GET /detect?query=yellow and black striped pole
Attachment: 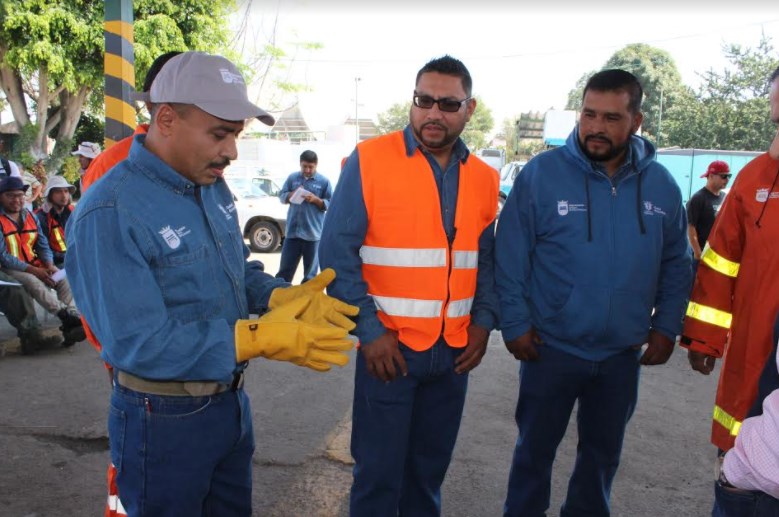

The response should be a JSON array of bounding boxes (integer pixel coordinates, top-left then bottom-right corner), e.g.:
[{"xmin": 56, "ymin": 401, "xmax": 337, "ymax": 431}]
[{"xmin": 103, "ymin": 0, "xmax": 135, "ymax": 149}]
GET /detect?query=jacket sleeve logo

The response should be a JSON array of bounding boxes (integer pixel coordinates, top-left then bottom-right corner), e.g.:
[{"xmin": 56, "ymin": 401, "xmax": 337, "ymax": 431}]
[
  {"xmin": 158, "ymin": 225, "xmax": 181, "ymax": 249},
  {"xmin": 557, "ymin": 200, "xmax": 569, "ymax": 216}
]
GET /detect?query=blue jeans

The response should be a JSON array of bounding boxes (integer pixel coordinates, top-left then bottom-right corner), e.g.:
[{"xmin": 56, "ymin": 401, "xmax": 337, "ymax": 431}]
[
  {"xmin": 276, "ymin": 237, "xmax": 319, "ymax": 283},
  {"xmin": 504, "ymin": 345, "xmax": 641, "ymax": 517},
  {"xmin": 109, "ymin": 383, "xmax": 255, "ymax": 516},
  {"xmin": 350, "ymin": 339, "xmax": 468, "ymax": 517},
  {"xmin": 713, "ymin": 481, "xmax": 779, "ymax": 516}
]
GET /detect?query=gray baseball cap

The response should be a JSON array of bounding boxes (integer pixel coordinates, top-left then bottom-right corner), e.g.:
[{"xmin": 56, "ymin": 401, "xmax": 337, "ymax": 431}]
[{"xmin": 133, "ymin": 51, "xmax": 275, "ymax": 126}]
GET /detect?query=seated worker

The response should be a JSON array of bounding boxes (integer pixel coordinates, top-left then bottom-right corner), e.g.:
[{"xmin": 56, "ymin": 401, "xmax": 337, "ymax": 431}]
[
  {"xmin": 36, "ymin": 176, "xmax": 76, "ymax": 267},
  {"xmin": 0, "ymin": 269, "xmax": 63, "ymax": 354},
  {"xmin": 0, "ymin": 176, "xmax": 85, "ymax": 346}
]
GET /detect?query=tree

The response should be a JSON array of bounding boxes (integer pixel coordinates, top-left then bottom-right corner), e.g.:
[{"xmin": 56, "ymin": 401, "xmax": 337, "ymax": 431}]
[
  {"xmin": 0, "ymin": 0, "xmax": 235, "ymax": 163},
  {"xmin": 461, "ymin": 96, "xmax": 494, "ymax": 150},
  {"xmin": 663, "ymin": 34, "xmax": 779, "ymax": 151},
  {"xmin": 565, "ymin": 44, "xmax": 687, "ymax": 144},
  {"xmin": 376, "ymin": 101, "xmax": 410, "ymax": 135}
]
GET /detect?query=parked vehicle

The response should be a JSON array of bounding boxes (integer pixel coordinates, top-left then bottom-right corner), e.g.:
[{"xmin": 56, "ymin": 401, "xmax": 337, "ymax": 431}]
[
  {"xmin": 498, "ymin": 161, "xmax": 525, "ymax": 215},
  {"xmin": 476, "ymin": 148, "xmax": 506, "ymax": 172},
  {"xmin": 225, "ymin": 176, "xmax": 287, "ymax": 253}
]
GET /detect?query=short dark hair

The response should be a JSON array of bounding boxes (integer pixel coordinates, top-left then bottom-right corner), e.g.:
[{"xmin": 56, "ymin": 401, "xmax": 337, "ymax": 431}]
[
  {"xmin": 142, "ymin": 51, "xmax": 183, "ymax": 92},
  {"xmin": 300, "ymin": 150, "xmax": 318, "ymax": 163},
  {"xmin": 770, "ymin": 65, "xmax": 779, "ymax": 84},
  {"xmin": 416, "ymin": 55, "xmax": 472, "ymax": 97},
  {"xmin": 583, "ymin": 69, "xmax": 644, "ymax": 114}
]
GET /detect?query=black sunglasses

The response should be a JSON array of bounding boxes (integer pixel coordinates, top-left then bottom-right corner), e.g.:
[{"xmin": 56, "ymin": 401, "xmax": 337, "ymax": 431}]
[
  {"xmin": 413, "ymin": 94, "xmax": 471, "ymax": 113},
  {"xmin": 715, "ymin": 174, "xmax": 732, "ymax": 179}
]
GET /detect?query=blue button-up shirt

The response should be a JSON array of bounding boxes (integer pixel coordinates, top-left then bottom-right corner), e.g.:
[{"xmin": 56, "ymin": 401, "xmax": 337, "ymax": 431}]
[
  {"xmin": 279, "ymin": 171, "xmax": 333, "ymax": 241},
  {"xmin": 0, "ymin": 207, "xmax": 54, "ymax": 269},
  {"xmin": 66, "ymin": 135, "xmax": 287, "ymax": 383},
  {"xmin": 319, "ymin": 125, "xmax": 499, "ymax": 346}
]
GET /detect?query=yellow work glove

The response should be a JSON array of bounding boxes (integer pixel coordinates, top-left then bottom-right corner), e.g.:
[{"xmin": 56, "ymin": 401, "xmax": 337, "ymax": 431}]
[
  {"xmin": 235, "ymin": 296, "xmax": 354, "ymax": 371},
  {"xmin": 269, "ymin": 268, "xmax": 359, "ymax": 332}
]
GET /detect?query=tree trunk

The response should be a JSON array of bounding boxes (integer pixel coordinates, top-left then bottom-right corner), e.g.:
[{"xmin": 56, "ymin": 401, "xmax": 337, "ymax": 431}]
[
  {"xmin": 34, "ymin": 64, "xmax": 50, "ymax": 156},
  {"xmin": 0, "ymin": 46, "xmax": 31, "ymax": 128}
]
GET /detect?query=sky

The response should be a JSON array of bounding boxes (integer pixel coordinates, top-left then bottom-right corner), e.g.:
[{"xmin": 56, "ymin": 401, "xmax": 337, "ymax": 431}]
[{"xmin": 238, "ymin": 3, "xmax": 779, "ymax": 136}]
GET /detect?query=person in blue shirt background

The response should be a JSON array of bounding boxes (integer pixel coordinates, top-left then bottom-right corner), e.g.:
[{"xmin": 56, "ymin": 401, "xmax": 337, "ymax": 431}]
[{"xmin": 276, "ymin": 150, "xmax": 332, "ymax": 283}]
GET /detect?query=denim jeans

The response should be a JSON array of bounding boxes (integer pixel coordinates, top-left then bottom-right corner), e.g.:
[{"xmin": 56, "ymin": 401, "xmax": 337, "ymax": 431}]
[
  {"xmin": 109, "ymin": 382, "xmax": 255, "ymax": 516},
  {"xmin": 713, "ymin": 481, "xmax": 779, "ymax": 517},
  {"xmin": 504, "ymin": 345, "xmax": 641, "ymax": 517},
  {"xmin": 276, "ymin": 237, "xmax": 319, "ymax": 283},
  {"xmin": 350, "ymin": 339, "xmax": 468, "ymax": 517}
]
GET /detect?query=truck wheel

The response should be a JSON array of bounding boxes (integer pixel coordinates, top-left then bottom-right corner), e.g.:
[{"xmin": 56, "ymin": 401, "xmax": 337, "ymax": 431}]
[{"xmin": 248, "ymin": 221, "xmax": 280, "ymax": 253}]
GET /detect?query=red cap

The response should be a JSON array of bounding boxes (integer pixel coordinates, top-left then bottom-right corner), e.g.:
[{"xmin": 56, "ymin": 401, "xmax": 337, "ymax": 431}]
[{"xmin": 701, "ymin": 160, "xmax": 730, "ymax": 178}]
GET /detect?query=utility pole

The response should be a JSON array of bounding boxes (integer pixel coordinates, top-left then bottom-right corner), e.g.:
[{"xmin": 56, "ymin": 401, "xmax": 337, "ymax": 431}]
[{"xmin": 103, "ymin": 0, "xmax": 135, "ymax": 148}]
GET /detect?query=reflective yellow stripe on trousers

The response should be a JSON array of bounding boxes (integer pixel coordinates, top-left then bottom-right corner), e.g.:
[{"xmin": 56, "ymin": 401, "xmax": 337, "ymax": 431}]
[
  {"xmin": 686, "ymin": 302, "xmax": 732, "ymax": 329},
  {"xmin": 713, "ymin": 405, "xmax": 742, "ymax": 437},
  {"xmin": 701, "ymin": 244, "xmax": 740, "ymax": 278}
]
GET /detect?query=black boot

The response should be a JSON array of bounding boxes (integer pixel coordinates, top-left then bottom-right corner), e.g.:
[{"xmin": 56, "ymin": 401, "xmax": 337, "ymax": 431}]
[
  {"xmin": 19, "ymin": 330, "xmax": 63, "ymax": 355},
  {"xmin": 57, "ymin": 309, "xmax": 86, "ymax": 346}
]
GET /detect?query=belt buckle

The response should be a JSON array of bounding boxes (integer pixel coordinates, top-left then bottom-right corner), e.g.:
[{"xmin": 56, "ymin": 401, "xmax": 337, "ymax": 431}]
[{"xmin": 230, "ymin": 370, "xmax": 245, "ymax": 391}]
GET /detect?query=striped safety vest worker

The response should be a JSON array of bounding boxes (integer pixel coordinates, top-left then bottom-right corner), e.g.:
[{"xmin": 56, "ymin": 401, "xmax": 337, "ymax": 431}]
[
  {"xmin": 0, "ymin": 210, "xmax": 41, "ymax": 266},
  {"xmin": 356, "ymin": 131, "xmax": 498, "ymax": 351},
  {"xmin": 681, "ymin": 153, "xmax": 779, "ymax": 451},
  {"xmin": 43, "ymin": 206, "xmax": 72, "ymax": 254}
]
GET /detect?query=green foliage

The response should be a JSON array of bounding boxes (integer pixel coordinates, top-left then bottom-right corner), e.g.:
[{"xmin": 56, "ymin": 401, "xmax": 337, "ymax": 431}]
[
  {"xmin": 376, "ymin": 101, "xmax": 410, "ymax": 135},
  {"xmin": 9, "ymin": 123, "xmax": 40, "ymax": 168},
  {"xmin": 0, "ymin": 0, "xmax": 236, "ymax": 157},
  {"xmin": 72, "ymin": 112, "xmax": 104, "ymax": 146},
  {"xmin": 461, "ymin": 97, "xmax": 494, "ymax": 151},
  {"xmin": 663, "ymin": 35, "xmax": 779, "ymax": 151},
  {"xmin": 565, "ymin": 44, "xmax": 686, "ymax": 143},
  {"xmin": 60, "ymin": 155, "xmax": 80, "ymax": 183}
]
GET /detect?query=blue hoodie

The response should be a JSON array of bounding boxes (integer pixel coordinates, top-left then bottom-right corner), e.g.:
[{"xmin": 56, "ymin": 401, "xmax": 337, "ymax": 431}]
[{"xmin": 496, "ymin": 129, "xmax": 693, "ymax": 361}]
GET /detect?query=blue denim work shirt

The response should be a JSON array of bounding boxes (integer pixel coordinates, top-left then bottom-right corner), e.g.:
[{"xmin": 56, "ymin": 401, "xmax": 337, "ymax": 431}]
[
  {"xmin": 278, "ymin": 171, "xmax": 333, "ymax": 241},
  {"xmin": 319, "ymin": 125, "xmax": 499, "ymax": 347},
  {"xmin": 65, "ymin": 135, "xmax": 287, "ymax": 383}
]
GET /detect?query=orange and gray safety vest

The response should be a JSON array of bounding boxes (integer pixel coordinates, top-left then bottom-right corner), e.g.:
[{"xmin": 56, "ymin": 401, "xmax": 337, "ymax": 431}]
[
  {"xmin": 356, "ymin": 131, "xmax": 498, "ymax": 351},
  {"xmin": 1, "ymin": 210, "xmax": 41, "ymax": 266}
]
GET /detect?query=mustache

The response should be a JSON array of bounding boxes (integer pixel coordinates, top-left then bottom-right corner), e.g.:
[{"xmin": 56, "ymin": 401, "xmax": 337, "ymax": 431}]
[
  {"xmin": 422, "ymin": 122, "xmax": 446, "ymax": 131},
  {"xmin": 209, "ymin": 160, "xmax": 230, "ymax": 169},
  {"xmin": 585, "ymin": 134, "xmax": 612, "ymax": 145}
]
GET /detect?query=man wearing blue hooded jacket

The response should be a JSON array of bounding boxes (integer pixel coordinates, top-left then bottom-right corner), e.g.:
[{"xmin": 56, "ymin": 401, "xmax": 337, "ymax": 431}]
[{"xmin": 496, "ymin": 69, "xmax": 693, "ymax": 517}]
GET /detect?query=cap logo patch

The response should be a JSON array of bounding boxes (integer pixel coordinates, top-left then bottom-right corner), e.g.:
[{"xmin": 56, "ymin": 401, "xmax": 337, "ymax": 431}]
[{"xmin": 219, "ymin": 69, "xmax": 244, "ymax": 85}]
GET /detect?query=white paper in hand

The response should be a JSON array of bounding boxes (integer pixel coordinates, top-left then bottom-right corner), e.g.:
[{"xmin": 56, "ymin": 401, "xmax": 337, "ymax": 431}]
[
  {"xmin": 289, "ymin": 186, "xmax": 312, "ymax": 205},
  {"xmin": 51, "ymin": 269, "xmax": 67, "ymax": 283}
]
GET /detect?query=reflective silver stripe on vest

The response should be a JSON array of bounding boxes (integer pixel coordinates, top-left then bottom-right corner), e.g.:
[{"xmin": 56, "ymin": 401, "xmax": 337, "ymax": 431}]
[
  {"xmin": 371, "ymin": 295, "xmax": 443, "ymax": 317},
  {"xmin": 360, "ymin": 246, "xmax": 447, "ymax": 268},
  {"xmin": 447, "ymin": 297, "xmax": 474, "ymax": 318},
  {"xmin": 452, "ymin": 250, "xmax": 478, "ymax": 269}
]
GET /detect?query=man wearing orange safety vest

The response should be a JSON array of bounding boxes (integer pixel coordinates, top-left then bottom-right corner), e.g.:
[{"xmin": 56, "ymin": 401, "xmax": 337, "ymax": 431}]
[
  {"xmin": 36, "ymin": 175, "xmax": 76, "ymax": 267},
  {"xmin": 320, "ymin": 55, "xmax": 499, "ymax": 516},
  {"xmin": 681, "ymin": 66, "xmax": 779, "ymax": 456},
  {"xmin": 0, "ymin": 176, "xmax": 85, "ymax": 346}
]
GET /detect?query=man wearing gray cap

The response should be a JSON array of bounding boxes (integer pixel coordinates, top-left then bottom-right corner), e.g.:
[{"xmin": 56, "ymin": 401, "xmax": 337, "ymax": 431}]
[{"xmin": 66, "ymin": 51, "xmax": 358, "ymax": 516}]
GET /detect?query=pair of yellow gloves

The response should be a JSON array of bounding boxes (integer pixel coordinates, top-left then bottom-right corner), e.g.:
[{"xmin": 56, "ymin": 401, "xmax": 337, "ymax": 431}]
[{"xmin": 235, "ymin": 269, "xmax": 359, "ymax": 371}]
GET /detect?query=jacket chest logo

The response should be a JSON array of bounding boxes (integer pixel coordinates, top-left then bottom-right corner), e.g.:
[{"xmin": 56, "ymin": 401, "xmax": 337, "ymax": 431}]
[
  {"xmin": 643, "ymin": 201, "xmax": 666, "ymax": 216},
  {"xmin": 159, "ymin": 226, "xmax": 181, "ymax": 249},
  {"xmin": 557, "ymin": 200, "xmax": 569, "ymax": 216},
  {"xmin": 756, "ymin": 188, "xmax": 769, "ymax": 203}
]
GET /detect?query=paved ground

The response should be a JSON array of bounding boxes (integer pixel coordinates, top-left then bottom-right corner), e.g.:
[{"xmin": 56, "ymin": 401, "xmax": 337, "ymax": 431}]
[{"xmin": 0, "ymin": 250, "xmax": 722, "ymax": 516}]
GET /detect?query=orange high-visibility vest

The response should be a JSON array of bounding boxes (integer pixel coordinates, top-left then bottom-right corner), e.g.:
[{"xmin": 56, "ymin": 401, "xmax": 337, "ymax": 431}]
[
  {"xmin": 42, "ymin": 206, "xmax": 72, "ymax": 254},
  {"xmin": 357, "ymin": 131, "xmax": 498, "ymax": 351},
  {"xmin": 1, "ymin": 210, "xmax": 41, "ymax": 266},
  {"xmin": 682, "ymin": 153, "xmax": 779, "ymax": 451}
]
